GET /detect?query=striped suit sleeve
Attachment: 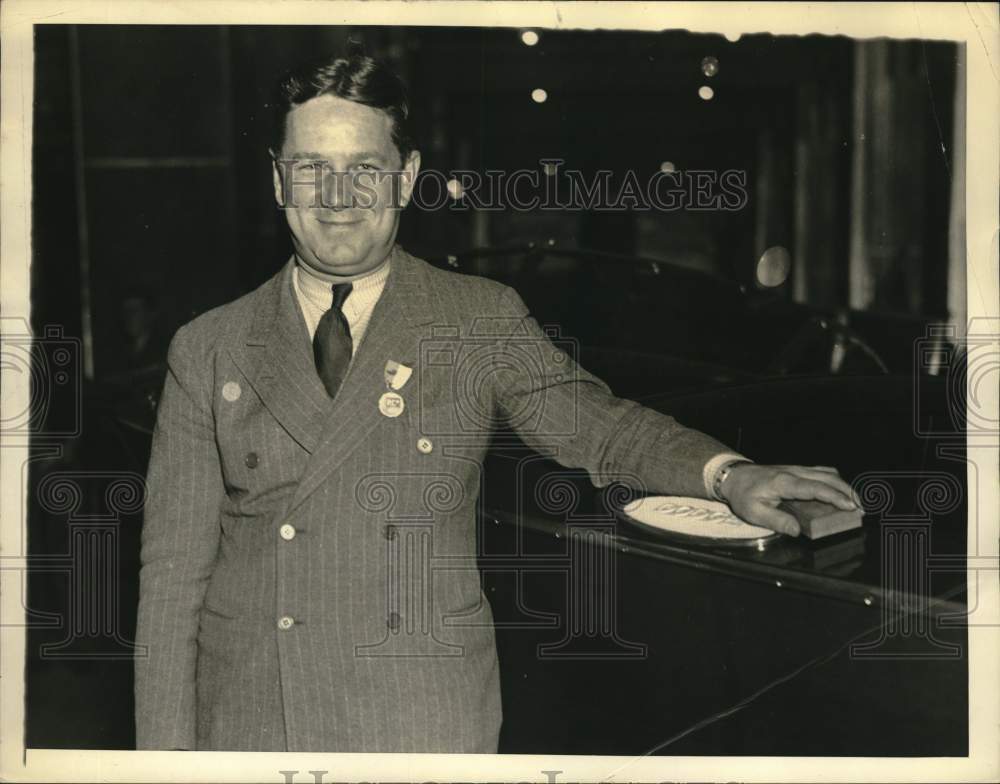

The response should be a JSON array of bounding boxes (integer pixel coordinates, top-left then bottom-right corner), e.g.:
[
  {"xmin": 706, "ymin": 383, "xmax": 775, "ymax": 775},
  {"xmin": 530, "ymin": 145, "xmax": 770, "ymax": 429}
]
[
  {"xmin": 491, "ymin": 285, "xmax": 736, "ymax": 499},
  {"xmin": 134, "ymin": 324, "xmax": 224, "ymax": 749}
]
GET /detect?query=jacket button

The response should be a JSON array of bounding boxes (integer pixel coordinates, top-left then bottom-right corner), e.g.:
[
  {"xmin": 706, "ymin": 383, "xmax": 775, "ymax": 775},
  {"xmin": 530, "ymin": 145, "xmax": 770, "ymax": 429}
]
[
  {"xmin": 279, "ymin": 523, "xmax": 296, "ymax": 541},
  {"xmin": 383, "ymin": 525, "xmax": 397, "ymax": 540},
  {"xmin": 387, "ymin": 612, "xmax": 401, "ymax": 630},
  {"xmin": 277, "ymin": 615, "xmax": 295, "ymax": 631},
  {"xmin": 245, "ymin": 452, "xmax": 259, "ymax": 469},
  {"xmin": 417, "ymin": 437, "xmax": 433, "ymax": 454}
]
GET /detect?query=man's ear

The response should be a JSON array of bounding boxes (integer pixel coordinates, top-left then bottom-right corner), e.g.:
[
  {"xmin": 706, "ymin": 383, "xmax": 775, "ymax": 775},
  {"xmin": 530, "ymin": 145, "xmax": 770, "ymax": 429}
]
[
  {"xmin": 270, "ymin": 149, "xmax": 286, "ymax": 208},
  {"xmin": 397, "ymin": 150, "xmax": 421, "ymax": 209}
]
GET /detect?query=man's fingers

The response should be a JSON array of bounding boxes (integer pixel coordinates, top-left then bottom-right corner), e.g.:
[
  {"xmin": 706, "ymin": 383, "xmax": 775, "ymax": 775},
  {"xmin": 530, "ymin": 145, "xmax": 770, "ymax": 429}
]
[
  {"xmin": 779, "ymin": 464, "xmax": 840, "ymax": 475},
  {"xmin": 749, "ymin": 505, "xmax": 801, "ymax": 537},
  {"xmin": 785, "ymin": 467, "xmax": 861, "ymax": 506},
  {"xmin": 776, "ymin": 475, "xmax": 857, "ymax": 510}
]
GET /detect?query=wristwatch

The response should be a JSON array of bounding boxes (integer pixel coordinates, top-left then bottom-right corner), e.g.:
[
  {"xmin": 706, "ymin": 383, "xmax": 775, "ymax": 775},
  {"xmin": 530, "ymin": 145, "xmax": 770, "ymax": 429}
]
[{"xmin": 712, "ymin": 459, "xmax": 753, "ymax": 502}]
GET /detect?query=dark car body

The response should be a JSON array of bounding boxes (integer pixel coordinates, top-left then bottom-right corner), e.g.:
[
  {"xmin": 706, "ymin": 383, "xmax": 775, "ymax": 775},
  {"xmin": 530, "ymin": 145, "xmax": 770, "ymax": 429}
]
[{"xmin": 451, "ymin": 245, "xmax": 969, "ymax": 755}]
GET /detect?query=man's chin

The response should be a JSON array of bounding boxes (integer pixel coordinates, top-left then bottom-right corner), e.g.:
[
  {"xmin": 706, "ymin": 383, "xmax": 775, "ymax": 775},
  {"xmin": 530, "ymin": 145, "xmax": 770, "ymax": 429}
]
[{"xmin": 299, "ymin": 246, "xmax": 384, "ymax": 279}]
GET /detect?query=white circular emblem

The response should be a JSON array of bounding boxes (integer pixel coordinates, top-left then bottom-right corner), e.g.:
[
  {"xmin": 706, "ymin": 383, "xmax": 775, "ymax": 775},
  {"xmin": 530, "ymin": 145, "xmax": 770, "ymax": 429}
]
[
  {"xmin": 222, "ymin": 381, "xmax": 242, "ymax": 402},
  {"xmin": 378, "ymin": 391, "xmax": 405, "ymax": 418},
  {"xmin": 623, "ymin": 496, "xmax": 776, "ymax": 542}
]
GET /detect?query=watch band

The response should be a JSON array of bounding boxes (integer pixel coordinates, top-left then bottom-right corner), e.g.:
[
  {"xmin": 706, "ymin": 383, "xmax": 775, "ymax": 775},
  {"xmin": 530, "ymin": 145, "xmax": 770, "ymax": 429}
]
[{"xmin": 712, "ymin": 459, "xmax": 753, "ymax": 502}]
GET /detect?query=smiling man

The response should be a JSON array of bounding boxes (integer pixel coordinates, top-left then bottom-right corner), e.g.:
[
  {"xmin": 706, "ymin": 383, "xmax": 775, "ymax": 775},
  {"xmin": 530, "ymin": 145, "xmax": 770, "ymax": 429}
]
[{"xmin": 134, "ymin": 49, "xmax": 860, "ymax": 753}]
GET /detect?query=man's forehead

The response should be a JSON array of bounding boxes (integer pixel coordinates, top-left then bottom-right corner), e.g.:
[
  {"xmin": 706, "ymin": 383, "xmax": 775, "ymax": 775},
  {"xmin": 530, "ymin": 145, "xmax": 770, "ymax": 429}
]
[{"xmin": 284, "ymin": 94, "xmax": 394, "ymax": 147}]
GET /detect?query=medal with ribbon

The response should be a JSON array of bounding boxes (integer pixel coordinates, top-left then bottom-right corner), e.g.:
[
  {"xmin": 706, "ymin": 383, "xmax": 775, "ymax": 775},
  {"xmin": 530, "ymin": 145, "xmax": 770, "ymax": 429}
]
[{"xmin": 378, "ymin": 360, "xmax": 412, "ymax": 418}]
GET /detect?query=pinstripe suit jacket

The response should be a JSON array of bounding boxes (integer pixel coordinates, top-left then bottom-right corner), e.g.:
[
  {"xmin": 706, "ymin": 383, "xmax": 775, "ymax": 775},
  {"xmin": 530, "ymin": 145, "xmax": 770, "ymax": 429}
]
[{"xmin": 134, "ymin": 245, "xmax": 733, "ymax": 752}]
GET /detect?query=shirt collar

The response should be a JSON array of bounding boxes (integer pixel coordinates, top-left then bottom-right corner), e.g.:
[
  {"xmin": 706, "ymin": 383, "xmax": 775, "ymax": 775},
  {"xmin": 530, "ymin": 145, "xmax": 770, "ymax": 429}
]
[{"xmin": 294, "ymin": 257, "xmax": 392, "ymax": 309}]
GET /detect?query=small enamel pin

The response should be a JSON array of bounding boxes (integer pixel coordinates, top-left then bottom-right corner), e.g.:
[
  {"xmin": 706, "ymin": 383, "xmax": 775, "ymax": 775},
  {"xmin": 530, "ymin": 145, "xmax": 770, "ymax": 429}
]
[
  {"xmin": 384, "ymin": 360, "xmax": 413, "ymax": 391},
  {"xmin": 379, "ymin": 360, "xmax": 413, "ymax": 418}
]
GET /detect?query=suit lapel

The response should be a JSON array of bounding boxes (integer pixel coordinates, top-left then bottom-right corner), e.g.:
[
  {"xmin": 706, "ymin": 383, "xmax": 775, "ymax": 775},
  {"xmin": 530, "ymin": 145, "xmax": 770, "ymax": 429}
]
[
  {"xmin": 286, "ymin": 246, "xmax": 435, "ymax": 516},
  {"xmin": 229, "ymin": 258, "xmax": 333, "ymax": 453}
]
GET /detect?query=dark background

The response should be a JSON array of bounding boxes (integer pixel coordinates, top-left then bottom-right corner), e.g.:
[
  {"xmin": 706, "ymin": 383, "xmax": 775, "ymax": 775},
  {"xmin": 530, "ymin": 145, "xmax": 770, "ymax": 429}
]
[
  {"xmin": 26, "ymin": 24, "xmax": 964, "ymax": 753},
  {"xmin": 32, "ymin": 25, "xmax": 960, "ymax": 378}
]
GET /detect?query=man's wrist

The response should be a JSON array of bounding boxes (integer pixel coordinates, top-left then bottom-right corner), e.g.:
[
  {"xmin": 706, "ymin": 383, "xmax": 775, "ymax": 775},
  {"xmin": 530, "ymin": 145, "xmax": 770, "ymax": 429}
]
[
  {"xmin": 702, "ymin": 453, "xmax": 751, "ymax": 500},
  {"xmin": 711, "ymin": 458, "xmax": 754, "ymax": 502}
]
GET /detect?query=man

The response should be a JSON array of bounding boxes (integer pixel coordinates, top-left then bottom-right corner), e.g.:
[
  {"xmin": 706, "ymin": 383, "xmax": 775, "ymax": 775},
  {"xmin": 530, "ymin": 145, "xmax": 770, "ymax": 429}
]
[{"xmin": 134, "ymin": 50, "xmax": 860, "ymax": 753}]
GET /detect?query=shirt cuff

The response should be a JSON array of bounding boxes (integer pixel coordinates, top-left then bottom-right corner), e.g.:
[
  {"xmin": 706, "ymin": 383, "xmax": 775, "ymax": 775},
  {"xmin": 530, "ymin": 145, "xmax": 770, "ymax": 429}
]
[{"xmin": 702, "ymin": 452, "xmax": 751, "ymax": 501}]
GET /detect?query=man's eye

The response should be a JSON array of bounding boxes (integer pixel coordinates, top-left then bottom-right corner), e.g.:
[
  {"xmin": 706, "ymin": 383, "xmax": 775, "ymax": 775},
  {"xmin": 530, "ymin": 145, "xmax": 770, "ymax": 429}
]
[
  {"xmin": 295, "ymin": 163, "xmax": 319, "ymax": 174},
  {"xmin": 355, "ymin": 163, "xmax": 379, "ymax": 172}
]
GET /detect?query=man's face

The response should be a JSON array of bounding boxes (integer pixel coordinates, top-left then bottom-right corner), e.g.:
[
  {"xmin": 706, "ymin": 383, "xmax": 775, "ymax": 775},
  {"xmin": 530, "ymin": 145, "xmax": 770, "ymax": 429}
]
[{"xmin": 272, "ymin": 94, "xmax": 420, "ymax": 278}]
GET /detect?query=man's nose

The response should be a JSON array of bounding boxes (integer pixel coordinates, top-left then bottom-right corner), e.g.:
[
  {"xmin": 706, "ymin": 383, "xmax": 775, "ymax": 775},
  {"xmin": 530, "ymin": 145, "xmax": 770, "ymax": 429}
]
[{"xmin": 322, "ymin": 169, "xmax": 351, "ymax": 210}]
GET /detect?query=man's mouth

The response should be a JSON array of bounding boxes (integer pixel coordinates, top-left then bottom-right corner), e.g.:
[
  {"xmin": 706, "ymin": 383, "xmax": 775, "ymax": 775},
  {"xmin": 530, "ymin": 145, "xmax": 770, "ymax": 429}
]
[{"xmin": 316, "ymin": 215, "xmax": 364, "ymax": 226}]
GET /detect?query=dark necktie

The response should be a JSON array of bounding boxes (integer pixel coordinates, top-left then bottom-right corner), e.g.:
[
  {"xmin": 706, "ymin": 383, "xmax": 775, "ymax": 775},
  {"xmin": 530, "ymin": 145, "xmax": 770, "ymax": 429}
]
[{"xmin": 313, "ymin": 282, "xmax": 353, "ymax": 399}]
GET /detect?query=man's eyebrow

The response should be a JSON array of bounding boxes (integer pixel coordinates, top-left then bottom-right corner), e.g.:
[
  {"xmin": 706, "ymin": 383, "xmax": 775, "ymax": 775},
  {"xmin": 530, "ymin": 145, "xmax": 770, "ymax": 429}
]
[
  {"xmin": 350, "ymin": 151, "xmax": 390, "ymax": 162},
  {"xmin": 280, "ymin": 151, "xmax": 391, "ymax": 163}
]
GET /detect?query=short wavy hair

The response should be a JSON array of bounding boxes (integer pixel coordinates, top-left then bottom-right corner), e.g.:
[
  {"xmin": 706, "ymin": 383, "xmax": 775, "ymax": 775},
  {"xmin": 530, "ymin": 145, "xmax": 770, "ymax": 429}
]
[{"xmin": 269, "ymin": 46, "xmax": 416, "ymax": 163}]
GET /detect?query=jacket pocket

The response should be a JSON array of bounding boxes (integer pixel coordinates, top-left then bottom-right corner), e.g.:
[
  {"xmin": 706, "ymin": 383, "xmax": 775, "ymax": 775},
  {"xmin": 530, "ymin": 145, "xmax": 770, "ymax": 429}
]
[{"xmin": 200, "ymin": 602, "xmax": 240, "ymax": 621}]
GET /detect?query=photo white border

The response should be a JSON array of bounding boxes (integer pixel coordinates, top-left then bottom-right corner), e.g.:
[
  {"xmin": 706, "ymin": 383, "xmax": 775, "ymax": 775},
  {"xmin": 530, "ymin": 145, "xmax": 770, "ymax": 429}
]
[{"xmin": 2, "ymin": 2, "xmax": 997, "ymax": 782}]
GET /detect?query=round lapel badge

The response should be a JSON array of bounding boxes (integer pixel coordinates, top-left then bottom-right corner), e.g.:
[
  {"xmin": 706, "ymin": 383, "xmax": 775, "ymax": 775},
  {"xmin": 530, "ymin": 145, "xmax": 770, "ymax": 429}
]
[
  {"xmin": 378, "ymin": 391, "xmax": 405, "ymax": 418},
  {"xmin": 222, "ymin": 381, "xmax": 242, "ymax": 402}
]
